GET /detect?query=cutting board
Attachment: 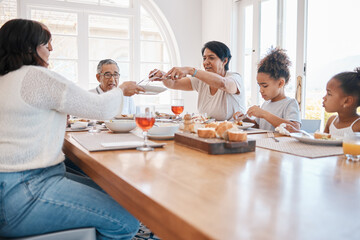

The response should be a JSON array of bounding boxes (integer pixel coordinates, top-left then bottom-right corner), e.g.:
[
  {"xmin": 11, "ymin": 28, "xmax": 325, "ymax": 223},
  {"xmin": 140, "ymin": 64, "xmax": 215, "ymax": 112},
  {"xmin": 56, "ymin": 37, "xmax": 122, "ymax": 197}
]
[{"xmin": 174, "ymin": 132, "xmax": 256, "ymax": 155}]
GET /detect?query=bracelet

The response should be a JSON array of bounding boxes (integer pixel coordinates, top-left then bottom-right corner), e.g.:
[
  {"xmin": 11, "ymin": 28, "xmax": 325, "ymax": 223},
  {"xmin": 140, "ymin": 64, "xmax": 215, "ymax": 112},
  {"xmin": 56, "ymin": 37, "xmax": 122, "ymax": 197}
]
[{"xmin": 192, "ymin": 69, "xmax": 198, "ymax": 77}]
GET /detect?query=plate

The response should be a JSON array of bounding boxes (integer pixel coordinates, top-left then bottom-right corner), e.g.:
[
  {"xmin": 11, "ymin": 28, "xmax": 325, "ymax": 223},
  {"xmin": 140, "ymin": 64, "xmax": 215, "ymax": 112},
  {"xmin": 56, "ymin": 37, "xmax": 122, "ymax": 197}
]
[
  {"xmin": 237, "ymin": 122, "xmax": 255, "ymax": 130},
  {"xmin": 139, "ymin": 85, "xmax": 167, "ymax": 95},
  {"xmin": 148, "ymin": 134, "xmax": 174, "ymax": 140},
  {"xmin": 290, "ymin": 133, "xmax": 343, "ymax": 146}
]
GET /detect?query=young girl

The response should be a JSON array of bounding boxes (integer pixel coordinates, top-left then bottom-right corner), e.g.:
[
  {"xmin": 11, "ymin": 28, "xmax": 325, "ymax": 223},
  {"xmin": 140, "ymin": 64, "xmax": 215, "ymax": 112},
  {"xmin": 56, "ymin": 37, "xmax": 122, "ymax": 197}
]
[
  {"xmin": 235, "ymin": 48, "xmax": 301, "ymax": 131},
  {"xmin": 321, "ymin": 68, "xmax": 360, "ymax": 137}
]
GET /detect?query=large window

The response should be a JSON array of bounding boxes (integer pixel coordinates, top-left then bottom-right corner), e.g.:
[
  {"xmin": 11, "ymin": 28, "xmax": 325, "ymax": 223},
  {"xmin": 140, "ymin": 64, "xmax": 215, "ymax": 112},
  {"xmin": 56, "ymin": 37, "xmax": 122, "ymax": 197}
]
[
  {"xmin": 305, "ymin": 0, "xmax": 360, "ymax": 122},
  {"xmin": 235, "ymin": 0, "xmax": 359, "ymax": 127},
  {"xmin": 0, "ymin": 0, "xmax": 179, "ymax": 111}
]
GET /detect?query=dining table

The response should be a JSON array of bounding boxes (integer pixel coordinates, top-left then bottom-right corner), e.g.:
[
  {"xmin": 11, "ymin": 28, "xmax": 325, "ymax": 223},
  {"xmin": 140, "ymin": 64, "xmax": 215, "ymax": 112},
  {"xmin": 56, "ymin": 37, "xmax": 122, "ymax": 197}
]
[{"xmin": 62, "ymin": 131, "xmax": 360, "ymax": 240}]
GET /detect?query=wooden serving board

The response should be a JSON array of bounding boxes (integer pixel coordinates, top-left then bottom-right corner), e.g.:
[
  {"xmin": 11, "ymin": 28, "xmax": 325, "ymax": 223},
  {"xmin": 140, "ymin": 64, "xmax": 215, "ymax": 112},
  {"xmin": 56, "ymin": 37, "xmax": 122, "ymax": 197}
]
[{"xmin": 174, "ymin": 132, "xmax": 256, "ymax": 155}]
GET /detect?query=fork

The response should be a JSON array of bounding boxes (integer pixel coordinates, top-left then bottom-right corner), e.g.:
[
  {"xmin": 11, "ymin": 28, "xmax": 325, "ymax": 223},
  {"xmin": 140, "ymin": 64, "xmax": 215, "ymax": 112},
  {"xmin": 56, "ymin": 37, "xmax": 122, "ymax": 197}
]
[
  {"xmin": 267, "ymin": 132, "xmax": 280, "ymax": 142},
  {"xmin": 138, "ymin": 70, "xmax": 160, "ymax": 85}
]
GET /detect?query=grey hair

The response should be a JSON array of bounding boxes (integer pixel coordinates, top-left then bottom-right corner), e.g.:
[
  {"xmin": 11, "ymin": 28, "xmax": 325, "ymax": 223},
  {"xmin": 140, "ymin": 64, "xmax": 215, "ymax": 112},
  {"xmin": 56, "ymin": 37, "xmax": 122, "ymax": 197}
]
[{"xmin": 96, "ymin": 59, "xmax": 119, "ymax": 73}]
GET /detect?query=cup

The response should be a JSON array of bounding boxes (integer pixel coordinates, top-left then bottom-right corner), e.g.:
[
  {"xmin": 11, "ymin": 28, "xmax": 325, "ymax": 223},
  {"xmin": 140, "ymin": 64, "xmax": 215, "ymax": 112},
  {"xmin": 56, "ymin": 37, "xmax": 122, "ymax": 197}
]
[
  {"xmin": 343, "ymin": 133, "xmax": 360, "ymax": 161},
  {"xmin": 171, "ymin": 99, "xmax": 184, "ymax": 120}
]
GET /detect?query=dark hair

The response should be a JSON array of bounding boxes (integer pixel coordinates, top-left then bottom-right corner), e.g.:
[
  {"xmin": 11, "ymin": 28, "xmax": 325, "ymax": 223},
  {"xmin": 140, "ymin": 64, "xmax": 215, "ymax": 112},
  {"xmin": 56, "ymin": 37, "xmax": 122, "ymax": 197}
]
[
  {"xmin": 332, "ymin": 67, "xmax": 360, "ymax": 106},
  {"xmin": 0, "ymin": 19, "xmax": 51, "ymax": 76},
  {"xmin": 201, "ymin": 41, "xmax": 232, "ymax": 71},
  {"xmin": 258, "ymin": 47, "xmax": 291, "ymax": 84}
]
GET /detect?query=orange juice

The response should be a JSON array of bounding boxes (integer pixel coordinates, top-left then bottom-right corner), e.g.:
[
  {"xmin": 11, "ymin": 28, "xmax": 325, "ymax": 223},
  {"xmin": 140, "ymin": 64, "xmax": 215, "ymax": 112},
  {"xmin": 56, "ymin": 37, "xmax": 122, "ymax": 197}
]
[{"xmin": 342, "ymin": 142, "xmax": 360, "ymax": 155}]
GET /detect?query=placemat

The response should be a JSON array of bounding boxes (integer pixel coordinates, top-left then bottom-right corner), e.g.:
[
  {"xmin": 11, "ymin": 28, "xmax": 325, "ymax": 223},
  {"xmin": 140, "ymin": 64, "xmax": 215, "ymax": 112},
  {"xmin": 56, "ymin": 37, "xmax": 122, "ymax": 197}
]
[
  {"xmin": 256, "ymin": 137, "xmax": 344, "ymax": 158},
  {"xmin": 70, "ymin": 132, "xmax": 165, "ymax": 151}
]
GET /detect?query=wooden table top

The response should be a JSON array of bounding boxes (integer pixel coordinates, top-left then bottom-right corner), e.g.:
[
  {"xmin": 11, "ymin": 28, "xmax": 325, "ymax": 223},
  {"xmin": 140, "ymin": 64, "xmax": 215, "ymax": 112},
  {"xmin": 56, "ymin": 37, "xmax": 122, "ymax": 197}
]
[{"xmin": 63, "ymin": 132, "xmax": 360, "ymax": 240}]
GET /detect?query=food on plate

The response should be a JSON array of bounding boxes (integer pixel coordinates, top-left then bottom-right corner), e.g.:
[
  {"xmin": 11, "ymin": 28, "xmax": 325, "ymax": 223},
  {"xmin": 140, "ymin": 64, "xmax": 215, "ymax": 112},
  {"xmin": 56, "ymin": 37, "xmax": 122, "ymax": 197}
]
[
  {"xmin": 155, "ymin": 111, "xmax": 176, "ymax": 119},
  {"xmin": 68, "ymin": 118, "xmax": 90, "ymax": 125},
  {"xmin": 215, "ymin": 121, "xmax": 235, "ymax": 139},
  {"xmin": 228, "ymin": 130, "xmax": 247, "ymax": 142},
  {"xmin": 234, "ymin": 120, "xmax": 243, "ymax": 126},
  {"xmin": 115, "ymin": 114, "xmax": 134, "ymax": 119},
  {"xmin": 314, "ymin": 132, "xmax": 332, "ymax": 140},
  {"xmin": 197, "ymin": 128, "xmax": 216, "ymax": 138}
]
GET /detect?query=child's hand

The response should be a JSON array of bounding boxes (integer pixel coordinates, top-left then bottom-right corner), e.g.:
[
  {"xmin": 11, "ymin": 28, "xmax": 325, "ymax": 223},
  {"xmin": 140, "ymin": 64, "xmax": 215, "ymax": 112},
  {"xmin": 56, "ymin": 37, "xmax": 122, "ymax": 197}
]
[
  {"xmin": 283, "ymin": 124, "xmax": 300, "ymax": 133},
  {"xmin": 247, "ymin": 105, "xmax": 266, "ymax": 118},
  {"xmin": 233, "ymin": 111, "xmax": 245, "ymax": 121}
]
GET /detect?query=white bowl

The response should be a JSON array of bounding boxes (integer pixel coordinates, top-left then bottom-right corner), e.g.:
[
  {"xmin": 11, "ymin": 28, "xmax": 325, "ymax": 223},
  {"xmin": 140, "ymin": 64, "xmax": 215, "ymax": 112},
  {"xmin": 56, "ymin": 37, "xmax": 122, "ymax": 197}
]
[
  {"xmin": 71, "ymin": 122, "xmax": 88, "ymax": 130},
  {"xmin": 148, "ymin": 123, "xmax": 180, "ymax": 136},
  {"xmin": 105, "ymin": 120, "xmax": 137, "ymax": 133}
]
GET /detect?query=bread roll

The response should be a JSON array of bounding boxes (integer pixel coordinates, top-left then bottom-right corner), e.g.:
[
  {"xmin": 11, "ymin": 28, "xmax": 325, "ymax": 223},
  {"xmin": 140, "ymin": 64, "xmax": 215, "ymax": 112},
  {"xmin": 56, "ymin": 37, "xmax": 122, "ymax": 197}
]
[
  {"xmin": 205, "ymin": 122, "xmax": 219, "ymax": 128},
  {"xmin": 197, "ymin": 128, "xmax": 216, "ymax": 138},
  {"xmin": 215, "ymin": 122, "xmax": 235, "ymax": 139},
  {"xmin": 228, "ymin": 130, "xmax": 247, "ymax": 142},
  {"xmin": 314, "ymin": 132, "xmax": 331, "ymax": 139}
]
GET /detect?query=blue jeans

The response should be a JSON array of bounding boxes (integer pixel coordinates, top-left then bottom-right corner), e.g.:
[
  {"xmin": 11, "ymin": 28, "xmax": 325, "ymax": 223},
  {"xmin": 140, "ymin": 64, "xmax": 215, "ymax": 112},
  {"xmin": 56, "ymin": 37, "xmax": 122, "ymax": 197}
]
[{"xmin": 0, "ymin": 163, "xmax": 139, "ymax": 240}]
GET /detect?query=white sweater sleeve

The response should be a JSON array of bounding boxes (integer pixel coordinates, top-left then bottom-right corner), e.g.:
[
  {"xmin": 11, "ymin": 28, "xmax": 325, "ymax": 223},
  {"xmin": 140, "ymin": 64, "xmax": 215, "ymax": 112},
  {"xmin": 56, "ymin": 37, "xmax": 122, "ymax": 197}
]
[{"xmin": 20, "ymin": 66, "xmax": 123, "ymax": 119}]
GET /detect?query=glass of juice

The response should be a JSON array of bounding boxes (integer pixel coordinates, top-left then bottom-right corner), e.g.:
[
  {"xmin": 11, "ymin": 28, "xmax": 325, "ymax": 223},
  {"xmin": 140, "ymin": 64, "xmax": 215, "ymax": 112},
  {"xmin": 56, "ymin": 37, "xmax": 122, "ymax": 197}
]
[
  {"xmin": 171, "ymin": 99, "xmax": 184, "ymax": 120},
  {"xmin": 135, "ymin": 105, "xmax": 155, "ymax": 151},
  {"xmin": 343, "ymin": 132, "xmax": 360, "ymax": 161}
]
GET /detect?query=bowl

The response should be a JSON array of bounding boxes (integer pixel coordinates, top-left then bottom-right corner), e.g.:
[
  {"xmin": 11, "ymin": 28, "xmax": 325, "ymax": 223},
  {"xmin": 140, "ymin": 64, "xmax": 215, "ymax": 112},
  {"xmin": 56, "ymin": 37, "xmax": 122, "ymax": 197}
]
[
  {"xmin": 71, "ymin": 121, "xmax": 88, "ymax": 130},
  {"xmin": 105, "ymin": 120, "xmax": 137, "ymax": 133},
  {"xmin": 148, "ymin": 123, "xmax": 180, "ymax": 136}
]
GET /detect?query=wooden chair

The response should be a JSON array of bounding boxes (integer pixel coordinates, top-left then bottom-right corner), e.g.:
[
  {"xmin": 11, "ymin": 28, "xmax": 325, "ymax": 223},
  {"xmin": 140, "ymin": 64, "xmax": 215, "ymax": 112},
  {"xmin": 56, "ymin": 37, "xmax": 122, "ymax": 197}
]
[{"xmin": 301, "ymin": 119, "xmax": 321, "ymax": 133}]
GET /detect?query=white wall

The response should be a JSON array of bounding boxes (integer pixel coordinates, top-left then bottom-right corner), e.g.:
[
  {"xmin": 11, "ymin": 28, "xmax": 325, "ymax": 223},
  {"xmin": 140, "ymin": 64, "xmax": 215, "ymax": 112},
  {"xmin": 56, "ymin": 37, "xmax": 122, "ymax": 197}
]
[
  {"xmin": 153, "ymin": 0, "xmax": 234, "ymax": 114},
  {"xmin": 153, "ymin": 0, "xmax": 203, "ymax": 114},
  {"xmin": 202, "ymin": 0, "xmax": 233, "ymax": 47}
]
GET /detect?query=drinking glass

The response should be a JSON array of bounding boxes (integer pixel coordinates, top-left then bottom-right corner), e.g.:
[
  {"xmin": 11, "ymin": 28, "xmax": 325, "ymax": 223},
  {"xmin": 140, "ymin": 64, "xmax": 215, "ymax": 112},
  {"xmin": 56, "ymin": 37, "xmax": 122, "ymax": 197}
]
[
  {"xmin": 343, "ymin": 133, "xmax": 360, "ymax": 161},
  {"xmin": 171, "ymin": 99, "xmax": 184, "ymax": 120},
  {"xmin": 135, "ymin": 105, "xmax": 155, "ymax": 151}
]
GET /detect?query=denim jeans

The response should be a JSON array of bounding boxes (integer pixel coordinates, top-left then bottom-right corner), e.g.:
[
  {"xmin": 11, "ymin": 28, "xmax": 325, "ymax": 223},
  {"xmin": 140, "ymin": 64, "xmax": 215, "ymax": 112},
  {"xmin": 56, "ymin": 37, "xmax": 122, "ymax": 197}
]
[{"xmin": 0, "ymin": 162, "xmax": 139, "ymax": 240}]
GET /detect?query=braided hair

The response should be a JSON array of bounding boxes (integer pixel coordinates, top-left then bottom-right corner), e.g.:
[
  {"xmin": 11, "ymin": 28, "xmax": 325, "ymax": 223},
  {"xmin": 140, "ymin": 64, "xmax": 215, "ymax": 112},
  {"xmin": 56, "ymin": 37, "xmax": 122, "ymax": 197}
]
[
  {"xmin": 332, "ymin": 67, "xmax": 360, "ymax": 106},
  {"xmin": 258, "ymin": 47, "xmax": 291, "ymax": 84}
]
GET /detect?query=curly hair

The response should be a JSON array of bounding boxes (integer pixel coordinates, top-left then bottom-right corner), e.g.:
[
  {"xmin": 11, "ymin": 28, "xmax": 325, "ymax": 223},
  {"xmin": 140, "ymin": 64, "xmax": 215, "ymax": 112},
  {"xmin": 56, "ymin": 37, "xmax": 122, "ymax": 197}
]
[
  {"xmin": 0, "ymin": 19, "xmax": 51, "ymax": 76},
  {"xmin": 332, "ymin": 67, "xmax": 360, "ymax": 106},
  {"xmin": 257, "ymin": 47, "xmax": 291, "ymax": 84}
]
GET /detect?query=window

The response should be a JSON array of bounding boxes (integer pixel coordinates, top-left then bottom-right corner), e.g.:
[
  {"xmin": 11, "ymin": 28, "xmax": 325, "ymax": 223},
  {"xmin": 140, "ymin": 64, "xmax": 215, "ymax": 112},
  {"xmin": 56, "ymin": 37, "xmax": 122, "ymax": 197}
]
[
  {"xmin": 1, "ymin": 0, "xmax": 179, "ymax": 111},
  {"xmin": 235, "ymin": 0, "xmax": 359, "ymax": 128},
  {"xmin": 0, "ymin": 0, "xmax": 17, "ymax": 25},
  {"xmin": 305, "ymin": 0, "xmax": 360, "ymax": 122},
  {"xmin": 236, "ymin": 0, "xmax": 280, "ymax": 107}
]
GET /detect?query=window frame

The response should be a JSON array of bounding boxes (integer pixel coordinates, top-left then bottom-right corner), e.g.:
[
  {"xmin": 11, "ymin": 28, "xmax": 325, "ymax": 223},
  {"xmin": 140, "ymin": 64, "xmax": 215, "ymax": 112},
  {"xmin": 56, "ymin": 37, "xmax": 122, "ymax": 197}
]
[
  {"xmin": 19, "ymin": 0, "xmax": 181, "ymax": 110},
  {"xmin": 234, "ymin": 0, "xmax": 307, "ymax": 117}
]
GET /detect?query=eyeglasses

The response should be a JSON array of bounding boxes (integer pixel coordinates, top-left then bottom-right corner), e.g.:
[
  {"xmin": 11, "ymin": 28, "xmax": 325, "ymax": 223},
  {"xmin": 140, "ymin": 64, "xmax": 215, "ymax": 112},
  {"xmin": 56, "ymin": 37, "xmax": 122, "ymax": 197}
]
[{"xmin": 100, "ymin": 72, "xmax": 120, "ymax": 79}]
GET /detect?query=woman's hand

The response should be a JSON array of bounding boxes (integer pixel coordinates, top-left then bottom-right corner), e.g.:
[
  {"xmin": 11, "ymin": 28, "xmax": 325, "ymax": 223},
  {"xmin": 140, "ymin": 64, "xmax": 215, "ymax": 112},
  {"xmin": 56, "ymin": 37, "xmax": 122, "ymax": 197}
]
[
  {"xmin": 165, "ymin": 67, "xmax": 192, "ymax": 80},
  {"xmin": 247, "ymin": 105, "xmax": 266, "ymax": 118},
  {"xmin": 119, "ymin": 81, "xmax": 144, "ymax": 96},
  {"xmin": 149, "ymin": 69, "xmax": 166, "ymax": 81}
]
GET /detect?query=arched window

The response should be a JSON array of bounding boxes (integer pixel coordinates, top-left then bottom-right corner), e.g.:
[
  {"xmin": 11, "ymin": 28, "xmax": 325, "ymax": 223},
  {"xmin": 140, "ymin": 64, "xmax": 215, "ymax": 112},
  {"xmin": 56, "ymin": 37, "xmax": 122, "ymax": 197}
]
[{"xmin": 0, "ymin": 0, "xmax": 180, "ymax": 111}]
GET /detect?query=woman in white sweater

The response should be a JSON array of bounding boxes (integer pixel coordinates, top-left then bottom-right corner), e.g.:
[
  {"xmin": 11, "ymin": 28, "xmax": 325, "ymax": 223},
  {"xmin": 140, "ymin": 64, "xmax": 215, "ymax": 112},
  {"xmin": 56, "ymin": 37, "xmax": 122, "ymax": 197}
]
[{"xmin": 0, "ymin": 19, "xmax": 143, "ymax": 239}]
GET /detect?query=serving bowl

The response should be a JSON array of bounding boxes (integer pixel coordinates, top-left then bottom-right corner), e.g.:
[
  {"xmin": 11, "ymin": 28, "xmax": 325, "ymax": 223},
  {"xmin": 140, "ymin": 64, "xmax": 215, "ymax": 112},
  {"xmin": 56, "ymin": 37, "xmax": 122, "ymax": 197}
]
[
  {"xmin": 105, "ymin": 120, "xmax": 137, "ymax": 133},
  {"xmin": 148, "ymin": 123, "xmax": 180, "ymax": 136}
]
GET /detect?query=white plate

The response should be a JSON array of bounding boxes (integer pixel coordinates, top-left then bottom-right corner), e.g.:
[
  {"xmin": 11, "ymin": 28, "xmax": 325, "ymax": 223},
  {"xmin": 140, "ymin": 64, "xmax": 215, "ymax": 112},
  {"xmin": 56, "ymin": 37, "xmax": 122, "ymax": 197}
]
[
  {"xmin": 237, "ymin": 122, "xmax": 255, "ymax": 130},
  {"xmin": 148, "ymin": 134, "xmax": 174, "ymax": 140},
  {"xmin": 139, "ymin": 85, "xmax": 167, "ymax": 95},
  {"xmin": 290, "ymin": 133, "xmax": 343, "ymax": 146}
]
